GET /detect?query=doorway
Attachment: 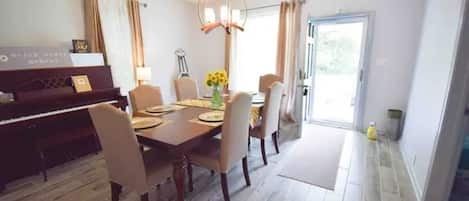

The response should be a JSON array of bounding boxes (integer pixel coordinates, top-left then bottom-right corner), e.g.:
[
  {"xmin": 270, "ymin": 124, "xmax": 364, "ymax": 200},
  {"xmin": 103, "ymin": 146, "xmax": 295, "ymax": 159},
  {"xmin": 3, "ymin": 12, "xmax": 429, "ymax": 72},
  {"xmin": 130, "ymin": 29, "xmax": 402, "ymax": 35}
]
[{"xmin": 303, "ymin": 14, "xmax": 371, "ymax": 129}]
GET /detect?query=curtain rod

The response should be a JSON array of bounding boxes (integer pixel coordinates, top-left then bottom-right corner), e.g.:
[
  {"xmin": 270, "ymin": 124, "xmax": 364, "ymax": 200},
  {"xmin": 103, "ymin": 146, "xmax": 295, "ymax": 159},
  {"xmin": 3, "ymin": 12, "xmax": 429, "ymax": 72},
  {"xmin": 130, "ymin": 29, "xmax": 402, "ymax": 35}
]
[
  {"xmin": 244, "ymin": 0, "xmax": 306, "ymax": 12},
  {"xmin": 244, "ymin": 4, "xmax": 280, "ymax": 12}
]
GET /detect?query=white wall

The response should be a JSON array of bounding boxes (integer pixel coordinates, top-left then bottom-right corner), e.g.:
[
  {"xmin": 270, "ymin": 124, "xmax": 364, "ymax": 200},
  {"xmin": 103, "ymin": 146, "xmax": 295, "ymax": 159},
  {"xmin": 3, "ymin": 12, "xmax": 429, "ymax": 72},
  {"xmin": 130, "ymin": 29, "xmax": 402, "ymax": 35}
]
[
  {"xmin": 0, "ymin": 0, "xmax": 85, "ymax": 47},
  {"xmin": 141, "ymin": 0, "xmax": 225, "ymax": 103},
  {"xmin": 399, "ymin": 0, "xmax": 465, "ymax": 199},
  {"xmin": 299, "ymin": 0, "xmax": 426, "ymax": 131}
]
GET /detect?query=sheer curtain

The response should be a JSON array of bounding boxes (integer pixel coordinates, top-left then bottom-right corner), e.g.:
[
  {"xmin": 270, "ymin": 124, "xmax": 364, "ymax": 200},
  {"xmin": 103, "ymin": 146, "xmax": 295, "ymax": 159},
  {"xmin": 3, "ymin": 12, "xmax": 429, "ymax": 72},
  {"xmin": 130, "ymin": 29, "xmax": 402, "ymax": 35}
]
[
  {"xmin": 229, "ymin": 7, "xmax": 280, "ymax": 92},
  {"xmin": 98, "ymin": 0, "xmax": 135, "ymax": 94}
]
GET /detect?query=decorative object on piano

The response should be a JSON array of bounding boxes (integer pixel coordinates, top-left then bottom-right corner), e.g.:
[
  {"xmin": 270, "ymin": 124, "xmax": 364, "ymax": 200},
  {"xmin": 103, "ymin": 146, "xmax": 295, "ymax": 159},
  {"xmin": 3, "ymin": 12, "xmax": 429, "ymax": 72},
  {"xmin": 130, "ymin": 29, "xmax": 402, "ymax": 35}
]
[
  {"xmin": 71, "ymin": 75, "xmax": 92, "ymax": 93},
  {"xmin": 205, "ymin": 70, "xmax": 228, "ymax": 107},
  {"xmin": 72, "ymin": 40, "xmax": 90, "ymax": 53},
  {"xmin": 197, "ymin": 0, "xmax": 247, "ymax": 34},
  {"xmin": 0, "ymin": 47, "xmax": 72, "ymax": 70},
  {"xmin": 132, "ymin": 117, "xmax": 163, "ymax": 130},
  {"xmin": 136, "ymin": 66, "xmax": 152, "ymax": 85},
  {"xmin": 0, "ymin": 91, "xmax": 14, "ymax": 104}
]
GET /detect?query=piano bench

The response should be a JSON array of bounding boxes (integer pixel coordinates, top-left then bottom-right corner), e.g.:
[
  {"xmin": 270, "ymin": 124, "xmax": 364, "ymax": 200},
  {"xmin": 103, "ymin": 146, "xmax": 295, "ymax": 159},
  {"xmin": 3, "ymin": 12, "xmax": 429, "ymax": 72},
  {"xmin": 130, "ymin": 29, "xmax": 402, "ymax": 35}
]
[{"xmin": 33, "ymin": 131, "xmax": 101, "ymax": 182}]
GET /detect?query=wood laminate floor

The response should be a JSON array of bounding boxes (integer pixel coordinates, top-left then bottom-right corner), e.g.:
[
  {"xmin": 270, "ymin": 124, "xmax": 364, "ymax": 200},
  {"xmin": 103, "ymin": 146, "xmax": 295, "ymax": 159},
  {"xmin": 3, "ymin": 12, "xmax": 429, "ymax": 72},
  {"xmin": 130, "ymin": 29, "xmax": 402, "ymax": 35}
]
[{"xmin": 0, "ymin": 124, "xmax": 417, "ymax": 201}]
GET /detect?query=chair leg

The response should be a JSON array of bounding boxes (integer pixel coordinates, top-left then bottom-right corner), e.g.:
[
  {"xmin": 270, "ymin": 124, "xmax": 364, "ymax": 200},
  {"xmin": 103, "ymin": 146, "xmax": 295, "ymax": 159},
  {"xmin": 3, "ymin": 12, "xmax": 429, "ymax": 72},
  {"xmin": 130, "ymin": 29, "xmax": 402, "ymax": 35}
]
[
  {"xmin": 242, "ymin": 157, "xmax": 251, "ymax": 186},
  {"xmin": 261, "ymin": 139, "xmax": 268, "ymax": 165},
  {"xmin": 272, "ymin": 132, "xmax": 280, "ymax": 154},
  {"xmin": 110, "ymin": 182, "xmax": 122, "ymax": 201},
  {"xmin": 187, "ymin": 162, "xmax": 194, "ymax": 192},
  {"xmin": 140, "ymin": 193, "xmax": 149, "ymax": 201},
  {"xmin": 220, "ymin": 173, "xmax": 230, "ymax": 201},
  {"xmin": 248, "ymin": 136, "xmax": 251, "ymax": 151}
]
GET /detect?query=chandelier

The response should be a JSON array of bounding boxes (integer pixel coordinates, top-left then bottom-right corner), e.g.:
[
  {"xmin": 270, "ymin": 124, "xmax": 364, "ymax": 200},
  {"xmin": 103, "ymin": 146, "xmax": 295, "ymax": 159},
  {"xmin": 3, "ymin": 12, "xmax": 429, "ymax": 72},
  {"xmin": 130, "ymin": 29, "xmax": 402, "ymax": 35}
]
[{"xmin": 197, "ymin": 0, "xmax": 248, "ymax": 34}]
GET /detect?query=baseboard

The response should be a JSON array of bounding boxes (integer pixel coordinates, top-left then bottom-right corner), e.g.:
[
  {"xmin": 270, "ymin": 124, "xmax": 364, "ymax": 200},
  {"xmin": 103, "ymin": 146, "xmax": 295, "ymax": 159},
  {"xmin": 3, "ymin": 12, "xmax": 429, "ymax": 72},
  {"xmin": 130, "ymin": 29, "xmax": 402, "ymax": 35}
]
[{"xmin": 399, "ymin": 143, "xmax": 424, "ymax": 201}]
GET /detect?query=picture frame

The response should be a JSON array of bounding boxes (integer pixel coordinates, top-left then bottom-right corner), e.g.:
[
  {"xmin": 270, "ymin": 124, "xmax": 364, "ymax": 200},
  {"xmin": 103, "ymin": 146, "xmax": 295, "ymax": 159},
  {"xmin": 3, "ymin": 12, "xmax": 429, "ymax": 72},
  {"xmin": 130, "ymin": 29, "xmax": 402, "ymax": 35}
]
[{"xmin": 72, "ymin": 40, "xmax": 90, "ymax": 53}]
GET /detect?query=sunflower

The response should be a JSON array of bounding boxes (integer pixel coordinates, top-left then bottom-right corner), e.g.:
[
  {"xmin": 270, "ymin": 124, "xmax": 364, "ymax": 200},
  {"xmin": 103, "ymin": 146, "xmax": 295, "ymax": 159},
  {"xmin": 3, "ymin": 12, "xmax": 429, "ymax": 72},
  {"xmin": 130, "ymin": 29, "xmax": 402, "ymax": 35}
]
[{"xmin": 205, "ymin": 79, "xmax": 213, "ymax": 87}]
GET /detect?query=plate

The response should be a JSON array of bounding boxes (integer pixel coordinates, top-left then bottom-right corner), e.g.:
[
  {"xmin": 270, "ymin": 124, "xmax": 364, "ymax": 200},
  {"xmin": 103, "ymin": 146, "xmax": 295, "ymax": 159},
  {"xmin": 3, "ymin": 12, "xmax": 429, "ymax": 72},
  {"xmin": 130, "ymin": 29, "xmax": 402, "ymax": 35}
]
[
  {"xmin": 132, "ymin": 117, "xmax": 163, "ymax": 130},
  {"xmin": 146, "ymin": 105, "xmax": 176, "ymax": 113},
  {"xmin": 198, "ymin": 111, "xmax": 224, "ymax": 122},
  {"xmin": 252, "ymin": 98, "xmax": 264, "ymax": 104}
]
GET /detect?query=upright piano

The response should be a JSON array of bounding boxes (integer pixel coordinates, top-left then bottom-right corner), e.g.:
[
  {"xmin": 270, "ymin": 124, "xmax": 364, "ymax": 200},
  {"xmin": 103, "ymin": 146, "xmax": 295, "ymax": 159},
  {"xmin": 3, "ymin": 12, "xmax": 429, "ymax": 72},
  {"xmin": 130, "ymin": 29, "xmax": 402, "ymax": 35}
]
[{"xmin": 0, "ymin": 66, "xmax": 128, "ymax": 191}]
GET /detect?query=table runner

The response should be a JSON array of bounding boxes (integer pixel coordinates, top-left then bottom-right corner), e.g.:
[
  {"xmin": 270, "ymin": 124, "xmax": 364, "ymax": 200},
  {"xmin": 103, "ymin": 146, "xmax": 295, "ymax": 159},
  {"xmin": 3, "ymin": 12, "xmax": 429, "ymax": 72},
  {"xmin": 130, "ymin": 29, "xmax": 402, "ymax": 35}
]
[{"xmin": 175, "ymin": 99, "xmax": 261, "ymax": 126}]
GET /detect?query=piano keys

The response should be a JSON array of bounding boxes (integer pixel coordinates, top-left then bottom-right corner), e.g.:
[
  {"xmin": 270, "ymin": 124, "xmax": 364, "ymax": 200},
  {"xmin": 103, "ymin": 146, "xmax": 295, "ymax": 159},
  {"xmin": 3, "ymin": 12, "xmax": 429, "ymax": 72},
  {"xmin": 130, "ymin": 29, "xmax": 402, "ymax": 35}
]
[{"xmin": 0, "ymin": 66, "xmax": 128, "ymax": 191}]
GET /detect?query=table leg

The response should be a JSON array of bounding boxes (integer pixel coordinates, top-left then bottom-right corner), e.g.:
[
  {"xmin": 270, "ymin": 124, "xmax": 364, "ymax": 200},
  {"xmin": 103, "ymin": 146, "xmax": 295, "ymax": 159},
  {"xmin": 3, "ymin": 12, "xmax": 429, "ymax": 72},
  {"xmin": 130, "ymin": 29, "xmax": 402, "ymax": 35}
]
[{"xmin": 173, "ymin": 154, "xmax": 187, "ymax": 201}]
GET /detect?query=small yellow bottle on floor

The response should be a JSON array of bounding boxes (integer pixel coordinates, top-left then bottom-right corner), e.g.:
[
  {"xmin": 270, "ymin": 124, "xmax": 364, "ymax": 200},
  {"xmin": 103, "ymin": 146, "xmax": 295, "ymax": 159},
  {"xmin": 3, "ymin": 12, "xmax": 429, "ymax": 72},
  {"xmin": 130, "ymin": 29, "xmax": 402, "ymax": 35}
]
[{"xmin": 367, "ymin": 122, "xmax": 378, "ymax": 141}]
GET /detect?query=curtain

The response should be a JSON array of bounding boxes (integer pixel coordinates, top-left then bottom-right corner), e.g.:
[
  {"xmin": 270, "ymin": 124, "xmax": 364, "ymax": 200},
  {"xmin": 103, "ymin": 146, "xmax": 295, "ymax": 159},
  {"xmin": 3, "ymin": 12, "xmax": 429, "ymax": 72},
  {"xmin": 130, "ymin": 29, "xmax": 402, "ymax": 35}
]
[
  {"xmin": 127, "ymin": 0, "xmax": 145, "ymax": 86},
  {"xmin": 98, "ymin": 0, "xmax": 135, "ymax": 94},
  {"xmin": 84, "ymin": 0, "xmax": 107, "ymax": 64},
  {"xmin": 276, "ymin": 1, "xmax": 301, "ymax": 122},
  {"xmin": 224, "ymin": 33, "xmax": 231, "ymax": 92}
]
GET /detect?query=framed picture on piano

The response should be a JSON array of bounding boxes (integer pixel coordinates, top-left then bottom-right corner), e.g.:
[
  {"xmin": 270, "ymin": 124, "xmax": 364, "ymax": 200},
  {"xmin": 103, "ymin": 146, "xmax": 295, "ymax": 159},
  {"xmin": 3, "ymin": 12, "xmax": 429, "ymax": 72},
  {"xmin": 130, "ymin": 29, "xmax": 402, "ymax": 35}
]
[{"xmin": 71, "ymin": 75, "xmax": 92, "ymax": 93}]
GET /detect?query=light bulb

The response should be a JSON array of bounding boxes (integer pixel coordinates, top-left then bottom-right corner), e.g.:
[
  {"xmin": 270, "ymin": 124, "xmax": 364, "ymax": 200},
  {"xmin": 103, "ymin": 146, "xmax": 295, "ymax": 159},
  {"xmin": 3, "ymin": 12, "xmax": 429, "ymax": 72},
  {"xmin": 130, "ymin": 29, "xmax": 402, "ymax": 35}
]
[
  {"xmin": 205, "ymin": 8, "xmax": 216, "ymax": 23},
  {"xmin": 220, "ymin": 5, "xmax": 228, "ymax": 23},
  {"xmin": 232, "ymin": 9, "xmax": 241, "ymax": 24}
]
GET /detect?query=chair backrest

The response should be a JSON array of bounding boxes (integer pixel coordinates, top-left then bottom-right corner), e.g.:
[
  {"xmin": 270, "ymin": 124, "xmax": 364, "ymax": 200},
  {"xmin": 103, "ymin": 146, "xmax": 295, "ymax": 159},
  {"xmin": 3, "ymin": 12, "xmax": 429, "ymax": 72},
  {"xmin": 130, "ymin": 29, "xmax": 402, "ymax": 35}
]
[
  {"xmin": 129, "ymin": 85, "xmax": 164, "ymax": 113},
  {"xmin": 88, "ymin": 104, "xmax": 147, "ymax": 192},
  {"xmin": 174, "ymin": 77, "xmax": 199, "ymax": 101},
  {"xmin": 259, "ymin": 74, "xmax": 282, "ymax": 94},
  {"xmin": 220, "ymin": 92, "xmax": 252, "ymax": 172},
  {"xmin": 261, "ymin": 82, "xmax": 283, "ymax": 138}
]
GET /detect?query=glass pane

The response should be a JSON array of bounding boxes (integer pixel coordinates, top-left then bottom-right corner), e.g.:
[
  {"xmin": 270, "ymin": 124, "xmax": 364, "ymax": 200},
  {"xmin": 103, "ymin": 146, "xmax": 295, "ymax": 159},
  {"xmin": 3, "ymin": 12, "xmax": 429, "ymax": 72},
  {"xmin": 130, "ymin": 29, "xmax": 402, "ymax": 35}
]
[{"xmin": 311, "ymin": 22, "xmax": 364, "ymax": 124}]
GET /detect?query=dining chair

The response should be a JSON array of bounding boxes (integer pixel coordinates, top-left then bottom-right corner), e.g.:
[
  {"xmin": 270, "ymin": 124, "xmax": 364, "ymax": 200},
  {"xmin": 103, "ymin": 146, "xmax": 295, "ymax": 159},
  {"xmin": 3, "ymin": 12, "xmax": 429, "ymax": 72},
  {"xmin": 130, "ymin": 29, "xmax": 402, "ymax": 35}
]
[
  {"xmin": 250, "ymin": 82, "xmax": 283, "ymax": 165},
  {"xmin": 187, "ymin": 92, "xmax": 253, "ymax": 201},
  {"xmin": 258, "ymin": 74, "xmax": 282, "ymax": 94},
  {"xmin": 174, "ymin": 77, "xmax": 199, "ymax": 101},
  {"xmin": 89, "ymin": 104, "xmax": 173, "ymax": 201},
  {"xmin": 129, "ymin": 85, "xmax": 164, "ymax": 115}
]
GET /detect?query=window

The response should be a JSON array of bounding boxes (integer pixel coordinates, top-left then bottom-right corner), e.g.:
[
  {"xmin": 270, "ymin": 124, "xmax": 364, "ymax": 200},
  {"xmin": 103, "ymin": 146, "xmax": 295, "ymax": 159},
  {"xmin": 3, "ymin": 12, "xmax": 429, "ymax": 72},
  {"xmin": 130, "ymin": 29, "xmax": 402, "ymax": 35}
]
[{"xmin": 229, "ymin": 7, "xmax": 279, "ymax": 92}]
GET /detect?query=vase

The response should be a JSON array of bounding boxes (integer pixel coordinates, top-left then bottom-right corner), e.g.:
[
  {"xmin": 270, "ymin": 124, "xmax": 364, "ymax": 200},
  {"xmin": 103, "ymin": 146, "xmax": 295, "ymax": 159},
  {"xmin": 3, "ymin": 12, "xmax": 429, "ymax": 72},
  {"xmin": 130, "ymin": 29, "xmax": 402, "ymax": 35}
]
[{"xmin": 211, "ymin": 85, "xmax": 223, "ymax": 108}]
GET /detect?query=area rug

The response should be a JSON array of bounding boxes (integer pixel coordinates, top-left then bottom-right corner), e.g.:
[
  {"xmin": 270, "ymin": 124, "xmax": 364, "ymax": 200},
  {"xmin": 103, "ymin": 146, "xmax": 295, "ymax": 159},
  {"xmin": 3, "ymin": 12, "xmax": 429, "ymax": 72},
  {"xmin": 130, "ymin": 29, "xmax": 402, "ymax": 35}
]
[{"xmin": 278, "ymin": 125, "xmax": 346, "ymax": 190}]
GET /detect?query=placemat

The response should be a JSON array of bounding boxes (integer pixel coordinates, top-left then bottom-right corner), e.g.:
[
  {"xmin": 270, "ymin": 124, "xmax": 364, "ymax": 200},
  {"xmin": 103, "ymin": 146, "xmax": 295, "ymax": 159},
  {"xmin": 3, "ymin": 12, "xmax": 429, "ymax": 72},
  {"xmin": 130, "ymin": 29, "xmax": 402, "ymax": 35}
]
[
  {"xmin": 189, "ymin": 118, "xmax": 223, "ymax": 127},
  {"xmin": 135, "ymin": 105, "xmax": 187, "ymax": 117},
  {"xmin": 134, "ymin": 119, "xmax": 173, "ymax": 132}
]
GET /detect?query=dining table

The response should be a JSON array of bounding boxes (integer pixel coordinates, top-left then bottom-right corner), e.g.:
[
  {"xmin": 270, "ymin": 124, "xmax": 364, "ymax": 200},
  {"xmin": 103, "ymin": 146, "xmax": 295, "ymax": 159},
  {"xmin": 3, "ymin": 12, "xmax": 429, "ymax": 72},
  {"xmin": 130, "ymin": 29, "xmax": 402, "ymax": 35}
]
[{"xmin": 134, "ymin": 96, "xmax": 264, "ymax": 201}]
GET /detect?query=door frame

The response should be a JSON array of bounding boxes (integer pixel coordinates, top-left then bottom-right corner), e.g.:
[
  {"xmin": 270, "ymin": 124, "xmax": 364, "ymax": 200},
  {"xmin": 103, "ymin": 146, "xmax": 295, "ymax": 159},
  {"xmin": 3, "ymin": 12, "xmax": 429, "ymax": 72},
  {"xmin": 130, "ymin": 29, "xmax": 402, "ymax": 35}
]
[
  {"xmin": 305, "ymin": 12, "xmax": 375, "ymax": 130},
  {"xmin": 423, "ymin": 1, "xmax": 469, "ymax": 200}
]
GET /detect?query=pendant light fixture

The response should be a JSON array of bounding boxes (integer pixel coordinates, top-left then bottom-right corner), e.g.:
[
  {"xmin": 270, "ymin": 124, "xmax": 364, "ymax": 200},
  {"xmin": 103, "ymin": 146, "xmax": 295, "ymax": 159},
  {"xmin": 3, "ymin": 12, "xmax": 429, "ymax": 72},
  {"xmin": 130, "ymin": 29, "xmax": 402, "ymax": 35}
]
[{"xmin": 197, "ymin": 0, "xmax": 248, "ymax": 34}]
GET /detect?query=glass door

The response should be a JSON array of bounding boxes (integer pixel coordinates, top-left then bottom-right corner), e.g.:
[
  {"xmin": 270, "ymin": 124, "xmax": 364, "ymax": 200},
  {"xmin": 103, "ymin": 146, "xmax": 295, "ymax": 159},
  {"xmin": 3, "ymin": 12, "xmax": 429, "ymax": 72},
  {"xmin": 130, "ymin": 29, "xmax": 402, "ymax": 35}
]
[{"xmin": 305, "ymin": 15, "xmax": 370, "ymax": 128}]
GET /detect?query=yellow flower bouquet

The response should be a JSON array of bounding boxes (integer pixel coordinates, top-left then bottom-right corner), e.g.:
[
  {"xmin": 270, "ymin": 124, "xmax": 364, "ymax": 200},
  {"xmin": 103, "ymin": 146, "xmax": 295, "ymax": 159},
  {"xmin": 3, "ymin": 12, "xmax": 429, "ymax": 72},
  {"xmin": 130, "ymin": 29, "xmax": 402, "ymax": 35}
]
[{"xmin": 205, "ymin": 70, "xmax": 228, "ymax": 107}]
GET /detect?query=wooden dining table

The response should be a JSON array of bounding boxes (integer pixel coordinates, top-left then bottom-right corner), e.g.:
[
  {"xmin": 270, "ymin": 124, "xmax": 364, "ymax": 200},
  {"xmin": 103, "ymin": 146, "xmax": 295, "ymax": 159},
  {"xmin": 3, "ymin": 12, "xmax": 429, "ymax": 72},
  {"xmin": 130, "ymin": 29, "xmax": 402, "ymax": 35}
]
[{"xmin": 135, "ymin": 97, "xmax": 263, "ymax": 201}]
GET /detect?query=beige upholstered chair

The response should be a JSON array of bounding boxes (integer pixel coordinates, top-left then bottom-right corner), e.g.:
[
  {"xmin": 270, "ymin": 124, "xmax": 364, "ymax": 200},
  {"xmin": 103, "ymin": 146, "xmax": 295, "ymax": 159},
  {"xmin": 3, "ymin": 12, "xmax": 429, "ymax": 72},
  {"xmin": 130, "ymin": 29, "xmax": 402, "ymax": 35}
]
[
  {"xmin": 174, "ymin": 77, "xmax": 199, "ymax": 101},
  {"xmin": 250, "ymin": 82, "xmax": 283, "ymax": 165},
  {"xmin": 258, "ymin": 74, "xmax": 282, "ymax": 94},
  {"xmin": 129, "ymin": 85, "xmax": 164, "ymax": 115},
  {"xmin": 89, "ymin": 104, "xmax": 173, "ymax": 201},
  {"xmin": 187, "ymin": 92, "xmax": 253, "ymax": 201}
]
